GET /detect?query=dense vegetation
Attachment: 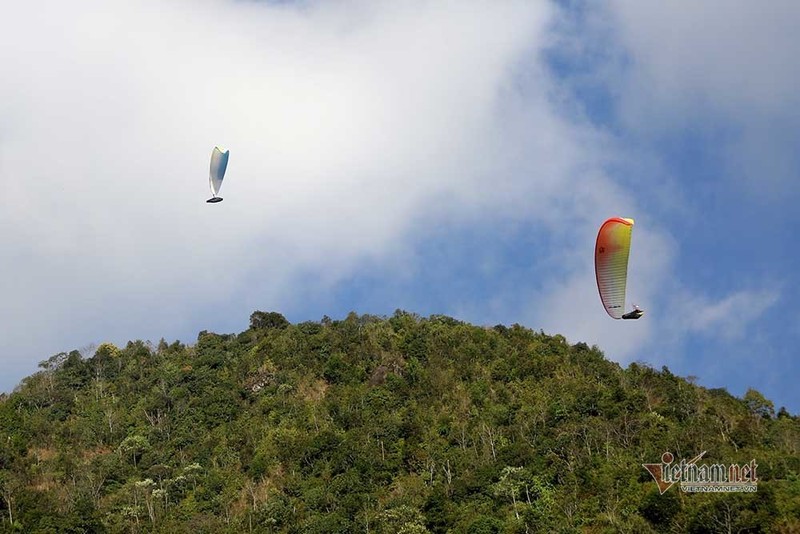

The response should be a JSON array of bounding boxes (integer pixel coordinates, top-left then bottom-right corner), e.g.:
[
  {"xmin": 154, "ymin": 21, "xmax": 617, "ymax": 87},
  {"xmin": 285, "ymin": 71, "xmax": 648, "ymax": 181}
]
[{"xmin": 1, "ymin": 311, "xmax": 798, "ymax": 533}]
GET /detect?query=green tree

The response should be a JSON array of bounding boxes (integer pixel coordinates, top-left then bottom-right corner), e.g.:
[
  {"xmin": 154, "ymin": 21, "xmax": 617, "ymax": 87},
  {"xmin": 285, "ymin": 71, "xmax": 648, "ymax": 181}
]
[{"xmin": 250, "ymin": 311, "xmax": 290, "ymax": 331}]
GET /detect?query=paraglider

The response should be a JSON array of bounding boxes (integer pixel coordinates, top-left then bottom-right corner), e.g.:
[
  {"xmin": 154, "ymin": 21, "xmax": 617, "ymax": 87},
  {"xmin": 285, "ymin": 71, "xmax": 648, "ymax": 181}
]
[
  {"xmin": 595, "ymin": 217, "xmax": 643, "ymax": 319},
  {"xmin": 207, "ymin": 146, "xmax": 229, "ymax": 203},
  {"xmin": 622, "ymin": 305, "xmax": 645, "ymax": 320}
]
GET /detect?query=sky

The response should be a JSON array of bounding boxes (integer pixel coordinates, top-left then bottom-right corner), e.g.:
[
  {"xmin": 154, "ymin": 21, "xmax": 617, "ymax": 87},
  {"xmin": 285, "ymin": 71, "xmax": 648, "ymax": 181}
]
[{"xmin": 2, "ymin": 0, "xmax": 799, "ymax": 412}]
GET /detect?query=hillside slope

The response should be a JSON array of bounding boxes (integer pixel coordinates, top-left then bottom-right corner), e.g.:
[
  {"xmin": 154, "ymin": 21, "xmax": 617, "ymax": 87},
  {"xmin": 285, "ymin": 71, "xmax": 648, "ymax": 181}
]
[{"xmin": 1, "ymin": 311, "xmax": 798, "ymax": 533}]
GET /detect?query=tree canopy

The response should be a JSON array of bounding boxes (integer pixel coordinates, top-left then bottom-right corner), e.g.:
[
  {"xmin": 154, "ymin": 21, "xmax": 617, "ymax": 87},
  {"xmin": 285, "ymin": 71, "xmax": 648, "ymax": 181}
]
[{"xmin": 1, "ymin": 311, "xmax": 798, "ymax": 533}]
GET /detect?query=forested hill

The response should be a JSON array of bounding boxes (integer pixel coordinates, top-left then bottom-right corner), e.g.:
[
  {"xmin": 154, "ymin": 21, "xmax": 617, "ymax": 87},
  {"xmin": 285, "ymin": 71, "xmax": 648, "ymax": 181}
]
[{"xmin": 1, "ymin": 311, "xmax": 799, "ymax": 533}]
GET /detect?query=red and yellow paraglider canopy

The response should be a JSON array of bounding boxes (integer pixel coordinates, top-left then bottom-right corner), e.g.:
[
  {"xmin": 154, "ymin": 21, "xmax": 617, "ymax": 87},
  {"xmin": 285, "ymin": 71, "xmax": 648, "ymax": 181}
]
[{"xmin": 595, "ymin": 217, "xmax": 636, "ymax": 319}]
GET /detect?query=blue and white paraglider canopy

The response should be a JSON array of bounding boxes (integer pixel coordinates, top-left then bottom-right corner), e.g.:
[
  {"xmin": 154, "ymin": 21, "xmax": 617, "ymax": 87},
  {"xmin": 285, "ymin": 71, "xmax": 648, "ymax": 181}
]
[{"xmin": 207, "ymin": 146, "xmax": 229, "ymax": 203}]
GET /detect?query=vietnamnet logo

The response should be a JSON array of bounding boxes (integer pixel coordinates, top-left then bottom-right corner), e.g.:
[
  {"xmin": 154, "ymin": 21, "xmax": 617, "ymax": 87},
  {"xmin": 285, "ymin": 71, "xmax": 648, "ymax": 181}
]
[{"xmin": 643, "ymin": 452, "xmax": 758, "ymax": 494}]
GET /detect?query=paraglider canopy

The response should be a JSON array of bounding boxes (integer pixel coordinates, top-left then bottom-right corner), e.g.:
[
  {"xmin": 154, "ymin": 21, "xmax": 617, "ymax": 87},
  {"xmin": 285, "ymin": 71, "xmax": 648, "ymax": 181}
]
[
  {"xmin": 207, "ymin": 146, "xmax": 229, "ymax": 203},
  {"xmin": 595, "ymin": 217, "xmax": 642, "ymax": 319}
]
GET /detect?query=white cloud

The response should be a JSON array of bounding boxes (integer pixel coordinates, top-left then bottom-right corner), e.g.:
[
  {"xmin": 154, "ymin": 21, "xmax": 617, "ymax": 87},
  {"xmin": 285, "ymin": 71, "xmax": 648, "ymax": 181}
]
[
  {"xmin": 606, "ymin": 0, "xmax": 800, "ymax": 196},
  {"xmin": 607, "ymin": 1, "xmax": 800, "ymax": 118},
  {"xmin": 1, "ymin": 0, "xmax": 591, "ymax": 388},
  {"xmin": 668, "ymin": 288, "xmax": 781, "ymax": 342}
]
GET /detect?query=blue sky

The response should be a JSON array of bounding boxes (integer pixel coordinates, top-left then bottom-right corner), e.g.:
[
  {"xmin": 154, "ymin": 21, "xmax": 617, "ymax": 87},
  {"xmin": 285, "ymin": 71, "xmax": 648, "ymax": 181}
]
[{"xmin": 1, "ymin": 0, "xmax": 798, "ymax": 412}]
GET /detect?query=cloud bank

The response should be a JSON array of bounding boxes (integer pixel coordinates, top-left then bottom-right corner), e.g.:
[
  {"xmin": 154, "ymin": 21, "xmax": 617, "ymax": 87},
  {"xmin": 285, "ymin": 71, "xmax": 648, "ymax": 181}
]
[{"xmin": 1, "ymin": 0, "xmax": 574, "ymax": 385}]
